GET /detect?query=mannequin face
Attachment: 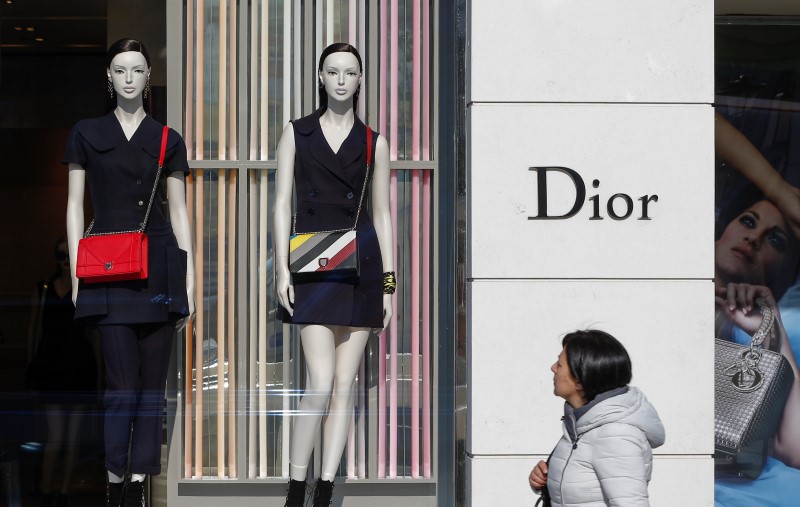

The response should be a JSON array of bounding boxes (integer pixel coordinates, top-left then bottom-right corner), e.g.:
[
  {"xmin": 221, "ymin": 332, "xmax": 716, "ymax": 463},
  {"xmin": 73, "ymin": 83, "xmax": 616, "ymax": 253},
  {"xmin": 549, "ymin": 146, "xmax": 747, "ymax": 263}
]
[
  {"xmin": 107, "ymin": 51, "xmax": 150, "ymax": 100},
  {"xmin": 318, "ymin": 51, "xmax": 361, "ymax": 106},
  {"xmin": 551, "ymin": 347, "xmax": 585, "ymax": 408}
]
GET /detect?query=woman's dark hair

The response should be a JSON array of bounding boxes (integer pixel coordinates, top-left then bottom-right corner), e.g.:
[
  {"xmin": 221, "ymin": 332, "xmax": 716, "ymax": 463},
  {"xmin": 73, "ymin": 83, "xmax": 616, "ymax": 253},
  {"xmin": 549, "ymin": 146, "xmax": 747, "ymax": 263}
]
[
  {"xmin": 106, "ymin": 38, "xmax": 151, "ymax": 68},
  {"xmin": 53, "ymin": 235, "xmax": 68, "ymax": 278},
  {"xmin": 317, "ymin": 42, "xmax": 363, "ymax": 112},
  {"xmin": 562, "ymin": 329, "xmax": 632, "ymax": 402}
]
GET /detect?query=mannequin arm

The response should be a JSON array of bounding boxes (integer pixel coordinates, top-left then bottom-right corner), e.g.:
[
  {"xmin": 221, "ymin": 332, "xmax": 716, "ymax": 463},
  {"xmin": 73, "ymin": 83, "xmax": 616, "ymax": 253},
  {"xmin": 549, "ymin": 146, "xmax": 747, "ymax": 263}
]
[
  {"xmin": 715, "ymin": 112, "xmax": 800, "ymax": 238},
  {"xmin": 167, "ymin": 173, "xmax": 196, "ymax": 326},
  {"xmin": 66, "ymin": 164, "xmax": 86, "ymax": 305},
  {"xmin": 370, "ymin": 135, "xmax": 394, "ymax": 328},
  {"xmin": 273, "ymin": 123, "xmax": 296, "ymax": 315}
]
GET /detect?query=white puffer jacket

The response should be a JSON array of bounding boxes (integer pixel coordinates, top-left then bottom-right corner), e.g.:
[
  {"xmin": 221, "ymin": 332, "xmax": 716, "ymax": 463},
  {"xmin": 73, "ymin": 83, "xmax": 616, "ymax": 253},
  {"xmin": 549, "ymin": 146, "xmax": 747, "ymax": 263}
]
[{"xmin": 546, "ymin": 387, "xmax": 665, "ymax": 507}]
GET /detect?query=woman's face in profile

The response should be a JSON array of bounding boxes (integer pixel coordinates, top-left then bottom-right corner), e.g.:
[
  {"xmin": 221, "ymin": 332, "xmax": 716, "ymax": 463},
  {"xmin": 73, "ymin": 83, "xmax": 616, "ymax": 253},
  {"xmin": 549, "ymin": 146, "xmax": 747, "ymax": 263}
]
[
  {"xmin": 715, "ymin": 200, "xmax": 798, "ymax": 287},
  {"xmin": 551, "ymin": 347, "xmax": 583, "ymax": 407}
]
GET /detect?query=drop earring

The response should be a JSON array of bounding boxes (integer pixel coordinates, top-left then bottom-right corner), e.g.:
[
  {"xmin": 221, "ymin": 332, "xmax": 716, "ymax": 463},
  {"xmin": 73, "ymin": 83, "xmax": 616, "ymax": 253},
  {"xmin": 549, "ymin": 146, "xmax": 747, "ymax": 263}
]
[
  {"xmin": 108, "ymin": 79, "xmax": 114, "ymax": 99},
  {"xmin": 144, "ymin": 78, "xmax": 150, "ymax": 99}
]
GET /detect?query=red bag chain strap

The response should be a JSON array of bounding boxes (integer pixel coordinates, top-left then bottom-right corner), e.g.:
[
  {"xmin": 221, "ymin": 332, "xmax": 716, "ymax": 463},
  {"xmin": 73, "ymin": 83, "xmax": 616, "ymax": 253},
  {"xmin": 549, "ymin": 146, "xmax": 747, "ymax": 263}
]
[{"xmin": 84, "ymin": 125, "xmax": 170, "ymax": 237}]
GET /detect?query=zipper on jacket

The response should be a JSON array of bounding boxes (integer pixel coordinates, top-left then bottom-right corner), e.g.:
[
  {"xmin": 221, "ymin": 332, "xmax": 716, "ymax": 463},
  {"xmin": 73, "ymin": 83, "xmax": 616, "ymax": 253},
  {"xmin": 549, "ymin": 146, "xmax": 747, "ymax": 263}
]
[{"xmin": 559, "ymin": 412, "xmax": 581, "ymax": 505}]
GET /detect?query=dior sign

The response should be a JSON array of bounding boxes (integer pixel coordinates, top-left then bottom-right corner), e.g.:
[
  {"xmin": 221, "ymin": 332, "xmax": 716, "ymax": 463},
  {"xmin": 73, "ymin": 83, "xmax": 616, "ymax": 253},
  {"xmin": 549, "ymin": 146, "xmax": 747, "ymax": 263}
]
[{"xmin": 528, "ymin": 166, "xmax": 659, "ymax": 221}]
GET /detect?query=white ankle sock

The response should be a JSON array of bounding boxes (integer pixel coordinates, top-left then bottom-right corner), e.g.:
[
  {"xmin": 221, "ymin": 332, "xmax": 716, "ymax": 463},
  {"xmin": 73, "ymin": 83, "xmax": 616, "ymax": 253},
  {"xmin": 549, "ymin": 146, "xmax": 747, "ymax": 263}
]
[
  {"xmin": 108, "ymin": 471, "xmax": 124, "ymax": 484},
  {"xmin": 131, "ymin": 473, "xmax": 146, "ymax": 483}
]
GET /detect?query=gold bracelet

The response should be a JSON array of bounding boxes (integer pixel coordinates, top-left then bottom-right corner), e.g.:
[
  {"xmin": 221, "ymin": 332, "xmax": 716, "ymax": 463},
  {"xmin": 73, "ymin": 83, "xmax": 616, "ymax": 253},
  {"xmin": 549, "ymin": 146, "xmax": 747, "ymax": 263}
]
[{"xmin": 383, "ymin": 271, "xmax": 397, "ymax": 295}]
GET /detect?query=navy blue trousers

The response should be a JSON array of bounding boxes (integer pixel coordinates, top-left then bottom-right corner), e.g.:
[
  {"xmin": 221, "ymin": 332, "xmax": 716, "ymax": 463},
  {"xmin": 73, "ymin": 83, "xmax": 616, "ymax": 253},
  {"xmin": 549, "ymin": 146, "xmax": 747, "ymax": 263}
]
[{"xmin": 98, "ymin": 323, "xmax": 174, "ymax": 476}]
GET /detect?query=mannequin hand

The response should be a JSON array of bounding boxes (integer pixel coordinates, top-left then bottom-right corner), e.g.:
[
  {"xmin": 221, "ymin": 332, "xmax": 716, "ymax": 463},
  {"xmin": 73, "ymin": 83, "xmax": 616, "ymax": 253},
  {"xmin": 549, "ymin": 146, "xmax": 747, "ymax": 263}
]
[
  {"xmin": 276, "ymin": 267, "xmax": 294, "ymax": 316},
  {"xmin": 773, "ymin": 182, "xmax": 800, "ymax": 240},
  {"xmin": 71, "ymin": 277, "xmax": 79, "ymax": 306},
  {"xmin": 187, "ymin": 288, "xmax": 196, "ymax": 317},
  {"xmin": 175, "ymin": 277, "xmax": 196, "ymax": 332},
  {"xmin": 715, "ymin": 283, "xmax": 780, "ymax": 337},
  {"xmin": 382, "ymin": 294, "xmax": 393, "ymax": 329},
  {"xmin": 529, "ymin": 460, "xmax": 548, "ymax": 491}
]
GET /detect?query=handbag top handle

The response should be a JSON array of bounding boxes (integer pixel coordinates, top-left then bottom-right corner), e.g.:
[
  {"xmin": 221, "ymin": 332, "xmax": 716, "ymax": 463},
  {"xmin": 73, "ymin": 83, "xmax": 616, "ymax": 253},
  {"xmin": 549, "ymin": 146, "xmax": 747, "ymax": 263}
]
[
  {"xmin": 292, "ymin": 125, "xmax": 374, "ymax": 236},
  {"xmin": 84, "ymin": 125, "xmax": 170, "ymax": 237}
]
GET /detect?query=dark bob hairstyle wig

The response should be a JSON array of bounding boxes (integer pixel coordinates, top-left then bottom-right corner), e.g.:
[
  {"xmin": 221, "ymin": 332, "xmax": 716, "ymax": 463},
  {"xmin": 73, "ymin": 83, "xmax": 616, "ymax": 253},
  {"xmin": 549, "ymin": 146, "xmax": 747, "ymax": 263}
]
[
  {"xmin": 106, "ymin": 38, "xmax": 151, "ymax": 69},
  {"xmin": 562, "ymin": 329, "xmax": 632, "ymax": 402}
]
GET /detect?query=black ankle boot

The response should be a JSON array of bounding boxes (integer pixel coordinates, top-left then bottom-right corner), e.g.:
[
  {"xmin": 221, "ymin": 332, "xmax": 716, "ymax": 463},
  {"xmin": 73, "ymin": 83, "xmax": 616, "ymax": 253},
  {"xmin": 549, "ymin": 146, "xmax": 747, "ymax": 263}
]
[
  {"xmin": 284, "ymin": 479, "xmax": 307, "ymax": 507},
  {"xmin": 106, "ymin": 481, "xmax": 124, "ymax": 507},
  {"xmin": 123, "ymin": 478, "xmax": 145, "ymax": 507},
  {"xmin": 312, "ymin": 479, "xmax": 334, "ymax": 507}
]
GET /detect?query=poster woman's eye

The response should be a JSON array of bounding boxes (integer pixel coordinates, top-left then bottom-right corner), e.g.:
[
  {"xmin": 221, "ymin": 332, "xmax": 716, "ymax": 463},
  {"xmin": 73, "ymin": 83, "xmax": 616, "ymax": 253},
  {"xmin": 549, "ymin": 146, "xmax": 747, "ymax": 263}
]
[{"xmin": 738, "ymin": 213, "xmax": 756, "ymax": 229}]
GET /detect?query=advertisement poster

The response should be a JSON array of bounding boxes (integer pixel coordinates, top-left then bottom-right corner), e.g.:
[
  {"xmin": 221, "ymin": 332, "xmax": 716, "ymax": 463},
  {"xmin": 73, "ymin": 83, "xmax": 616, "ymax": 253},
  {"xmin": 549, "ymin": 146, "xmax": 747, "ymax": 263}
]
[{"xmin": 714, "ymin": 22, "xmax": 800, "ymax": 506}]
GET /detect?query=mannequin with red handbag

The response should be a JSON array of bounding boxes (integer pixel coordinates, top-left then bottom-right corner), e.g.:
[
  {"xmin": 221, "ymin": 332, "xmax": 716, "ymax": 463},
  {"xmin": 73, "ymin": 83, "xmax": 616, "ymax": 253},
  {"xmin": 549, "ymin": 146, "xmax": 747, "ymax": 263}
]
[
  {"xmin": 64, "ymin": 38, "xmax": 195, "ymax": 507},
  {"xmin": 273, "ymin": 42, "xmax": 394, "ymax": 506}
]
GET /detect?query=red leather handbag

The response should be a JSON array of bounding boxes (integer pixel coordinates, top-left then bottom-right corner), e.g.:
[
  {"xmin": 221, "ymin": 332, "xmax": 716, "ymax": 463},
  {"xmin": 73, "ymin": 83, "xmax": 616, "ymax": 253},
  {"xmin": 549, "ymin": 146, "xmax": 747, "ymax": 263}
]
[{"xmin": 76, "ymin": 126, "xmax": 169, "ymax": 284}]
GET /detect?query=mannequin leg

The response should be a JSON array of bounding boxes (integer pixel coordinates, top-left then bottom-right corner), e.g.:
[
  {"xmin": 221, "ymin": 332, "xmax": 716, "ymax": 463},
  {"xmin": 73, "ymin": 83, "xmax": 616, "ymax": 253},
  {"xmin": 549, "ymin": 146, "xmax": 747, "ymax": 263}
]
[
  {"xmin": 99, "ymin": 325, "xmax": 141, "ymax": 477},
  {"xmin": 288, "ymin": 325, "xmax": 336, "ymax": 481},
  {"xmin": 319, "ymin": 327, "xmax": 370, "ymax": 481},
  {"xmin": 129, "ymin": 323, "xmax": 175, "ymax": 476}
]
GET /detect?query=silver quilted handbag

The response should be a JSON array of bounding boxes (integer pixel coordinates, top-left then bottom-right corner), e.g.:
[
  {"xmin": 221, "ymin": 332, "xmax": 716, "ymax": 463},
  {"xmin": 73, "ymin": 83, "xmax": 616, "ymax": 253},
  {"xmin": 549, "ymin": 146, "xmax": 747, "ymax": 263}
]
[{"xmin": 715, "ymin": 298, "xmax": 794, "ymax": 479}]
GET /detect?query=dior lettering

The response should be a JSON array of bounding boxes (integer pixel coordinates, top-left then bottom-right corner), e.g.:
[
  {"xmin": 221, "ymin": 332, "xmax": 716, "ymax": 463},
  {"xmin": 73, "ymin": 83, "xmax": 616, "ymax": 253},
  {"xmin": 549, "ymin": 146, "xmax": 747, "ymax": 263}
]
[{"xmin": 528, "ymin": 166, "xmax": 658, "ymax": 221}]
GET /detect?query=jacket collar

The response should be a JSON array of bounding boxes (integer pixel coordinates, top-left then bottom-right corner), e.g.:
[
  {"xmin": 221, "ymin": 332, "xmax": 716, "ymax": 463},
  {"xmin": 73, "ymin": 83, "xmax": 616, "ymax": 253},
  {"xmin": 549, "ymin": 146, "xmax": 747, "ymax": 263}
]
[
  {"xmin": 295, "ymin": 110, "xmax": 368, "ymax": 188},
  {"xmin": 78, "ymin": 111, "xmax": 164, "ymax": 153},
  {"xmin": 563, "ymin": 386, "xmax": 629, "ymax": 441}
]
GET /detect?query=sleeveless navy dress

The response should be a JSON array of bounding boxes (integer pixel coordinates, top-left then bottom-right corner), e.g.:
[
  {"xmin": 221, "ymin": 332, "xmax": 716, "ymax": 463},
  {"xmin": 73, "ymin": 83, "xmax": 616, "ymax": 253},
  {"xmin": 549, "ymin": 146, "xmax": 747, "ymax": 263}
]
[{"xmin": 283, "ymin": 111, "xmax": 383, "ymax": 328}]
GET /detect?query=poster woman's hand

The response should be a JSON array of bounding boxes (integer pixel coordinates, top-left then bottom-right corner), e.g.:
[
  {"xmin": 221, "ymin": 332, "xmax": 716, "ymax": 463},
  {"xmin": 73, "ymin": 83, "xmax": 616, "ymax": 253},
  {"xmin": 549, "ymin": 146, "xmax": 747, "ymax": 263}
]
[{"xmin": 715, "ymin": 283, "xmax": 778, "ymax": 337}]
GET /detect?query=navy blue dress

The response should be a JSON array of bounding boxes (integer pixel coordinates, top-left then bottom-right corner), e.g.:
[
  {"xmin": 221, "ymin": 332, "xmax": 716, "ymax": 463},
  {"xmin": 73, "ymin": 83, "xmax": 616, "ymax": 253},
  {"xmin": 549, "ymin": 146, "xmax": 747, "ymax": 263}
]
[
  {"xmin": 284, "ymin": 111, "xmax": 383, "ymax": 328},
  {"xmin": 63, "ymin": 112, "xmax": 190, "ymax": 325}
]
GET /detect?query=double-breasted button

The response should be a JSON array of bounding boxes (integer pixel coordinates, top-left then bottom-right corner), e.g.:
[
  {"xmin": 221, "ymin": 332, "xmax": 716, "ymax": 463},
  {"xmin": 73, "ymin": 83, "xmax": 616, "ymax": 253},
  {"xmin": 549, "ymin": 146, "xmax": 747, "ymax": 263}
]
[
  {"xmin": 307, "ymin": 208, "xmax": 316, "ymax": 216},
  {"xmin": 346, "ymin": 191, "xmax": 354, "ymax": 200},
  {"xmin": 346, "ymin": 209, "xmax": 355, "ymax": 218},
  {"xmin": 138, "ymin": 200, "xmax": 144, "ymax": 206},
  {"xmin": 309, "ymin": 189, "xmax": 319, "ymax": 197},
  {"xmin": 136, "ymin": 179, "xmax": 142, "ymax": 185}
]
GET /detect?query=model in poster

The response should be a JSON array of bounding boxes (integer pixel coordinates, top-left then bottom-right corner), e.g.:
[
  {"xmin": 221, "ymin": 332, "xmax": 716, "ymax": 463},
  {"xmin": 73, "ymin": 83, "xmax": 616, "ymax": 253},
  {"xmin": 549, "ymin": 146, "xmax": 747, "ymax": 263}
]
[
  {"xmin": 65, "ymin": 38, "xmax": 194, "ymax": 507},
  {"xmin": 273, "ymin": 42, "xmax": 393, "ymax": 506},
  {"xmin": 714, "ymin": 200, "xmax": 800, "ymax": 506}
]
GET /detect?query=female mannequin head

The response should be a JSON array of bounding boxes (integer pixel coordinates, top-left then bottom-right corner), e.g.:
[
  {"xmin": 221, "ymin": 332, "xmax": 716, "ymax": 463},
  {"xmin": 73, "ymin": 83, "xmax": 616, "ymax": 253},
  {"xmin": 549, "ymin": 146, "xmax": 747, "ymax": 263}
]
[
  {"xmin": 317, "ymin": 42, "xmax": 363, "ymax": 113},
  {"xmin": 554, "ymin": 329, "xmax": 632, "ymax": 406},
  {"xmin": 106, "ymin": 38, "xmax": 151, "ymax": 101},
  {"xmin": 715, "ymin": 199, "xmax": 799, "ymax": 295}
]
